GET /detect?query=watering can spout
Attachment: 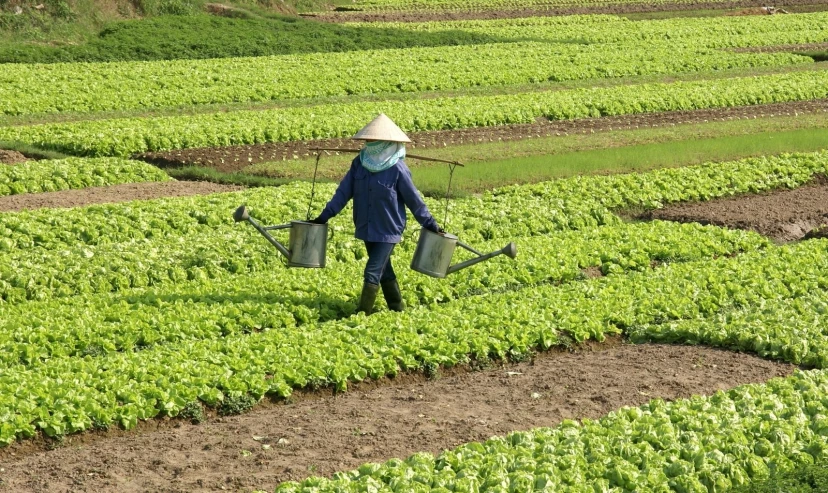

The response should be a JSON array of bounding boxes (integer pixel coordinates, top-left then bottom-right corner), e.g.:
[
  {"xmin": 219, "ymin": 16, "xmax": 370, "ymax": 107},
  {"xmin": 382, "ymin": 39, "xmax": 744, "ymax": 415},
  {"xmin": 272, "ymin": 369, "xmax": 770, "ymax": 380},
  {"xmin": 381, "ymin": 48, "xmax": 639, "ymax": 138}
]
[
  {"xmin": 446, "ymin": 241, "xmax": 517, "ymax": 275},
  {"xmin": 233, "ymin": 205, "xmax": 292, "ymax": 260}
]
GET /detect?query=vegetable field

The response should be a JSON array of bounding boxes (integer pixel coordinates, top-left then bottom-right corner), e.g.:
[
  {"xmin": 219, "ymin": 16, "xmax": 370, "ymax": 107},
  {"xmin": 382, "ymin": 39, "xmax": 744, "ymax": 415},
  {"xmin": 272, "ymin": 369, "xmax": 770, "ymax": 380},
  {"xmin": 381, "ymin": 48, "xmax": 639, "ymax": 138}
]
[{"xmin": 2, "ymin": 1, "xmax": 828, "ymax": 491}]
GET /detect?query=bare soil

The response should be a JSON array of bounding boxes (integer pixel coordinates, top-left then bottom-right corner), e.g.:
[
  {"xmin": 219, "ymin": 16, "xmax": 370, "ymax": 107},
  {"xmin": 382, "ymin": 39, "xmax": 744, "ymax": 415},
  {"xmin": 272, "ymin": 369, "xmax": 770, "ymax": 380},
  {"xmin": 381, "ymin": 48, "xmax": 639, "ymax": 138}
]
[
  {"xmin": 0, "ymin": 149, "xmax": 28, "ymax": 165},
  {"xmin": 0, "ymin": 342, "xmax": 794, "ymax": 492},
  {"xmin": 138, "ymin": 99, "xmax": 828, "ymax": 174},
  {"xmin": 0, "ymin": 181, "xmax": 243, "ymax": 212},
  {"xmin": 307, "ymin": 0, "xmax": 828, "ymax": 22},
  {"xmin": 645, "ymin": 175, "xmax": 828, "ymax": 242}
]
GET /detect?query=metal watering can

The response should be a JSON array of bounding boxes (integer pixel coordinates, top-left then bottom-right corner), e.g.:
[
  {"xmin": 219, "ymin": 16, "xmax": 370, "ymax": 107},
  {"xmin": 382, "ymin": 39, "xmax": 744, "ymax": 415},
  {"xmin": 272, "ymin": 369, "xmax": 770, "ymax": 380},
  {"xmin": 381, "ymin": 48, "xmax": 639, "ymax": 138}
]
[
  {"xmin": 410, "ymin": 227, "xmax": 517, "ymax": 278},
  {"xmin": 233, "ymin": 205, "xmax": 332, "ymax": 268}
]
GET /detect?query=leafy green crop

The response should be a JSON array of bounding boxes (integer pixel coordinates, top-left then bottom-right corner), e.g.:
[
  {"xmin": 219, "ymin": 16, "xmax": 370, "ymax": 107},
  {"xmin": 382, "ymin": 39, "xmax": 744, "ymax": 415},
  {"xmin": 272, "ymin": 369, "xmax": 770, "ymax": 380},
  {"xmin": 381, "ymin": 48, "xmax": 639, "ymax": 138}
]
[
  {"xmin": 0, "ymin": 157, "xmax": 170, "ymax": 196},
  {"xmin": 0, "ymin": 150, "xmax": 823, "ymax": 303},
  {"xmin": 0, "ymin": 237, "xmax": 825, "ymax": 445},
  {"xmin": 0, "ymin": 149, "xmax": 823, "ymax": 254},
  {"xmin": 0, "ymin": 42, "xmax": 809, "ymax": 116},
  {"xmin": 2, "ymin": 71, "xmax": 827, "ymax": 156},
  {"xmin": 276, "ymin": 369, "xmax": 828, "ymax": 492}
]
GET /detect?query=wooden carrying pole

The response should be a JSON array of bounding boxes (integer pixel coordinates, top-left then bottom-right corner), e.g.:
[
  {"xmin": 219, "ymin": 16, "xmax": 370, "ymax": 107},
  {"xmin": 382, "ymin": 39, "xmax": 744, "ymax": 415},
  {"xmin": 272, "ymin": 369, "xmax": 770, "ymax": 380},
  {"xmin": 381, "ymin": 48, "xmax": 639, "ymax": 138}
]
[{"xmin": 308, "ymin": 147, "xmax": 464, "ymax": 167}]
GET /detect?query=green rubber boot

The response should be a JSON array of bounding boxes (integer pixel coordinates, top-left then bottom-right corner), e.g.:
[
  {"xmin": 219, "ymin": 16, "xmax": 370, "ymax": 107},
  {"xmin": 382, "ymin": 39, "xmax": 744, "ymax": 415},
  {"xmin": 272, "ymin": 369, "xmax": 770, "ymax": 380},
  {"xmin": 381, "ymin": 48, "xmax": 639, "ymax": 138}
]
[
  {"xmin": 381, "ymin": 279, "xmax": 405, "ymax": 312},
  {"xmin": 357, "ymin": 282, "xmax": 380, "ymax": 315}
]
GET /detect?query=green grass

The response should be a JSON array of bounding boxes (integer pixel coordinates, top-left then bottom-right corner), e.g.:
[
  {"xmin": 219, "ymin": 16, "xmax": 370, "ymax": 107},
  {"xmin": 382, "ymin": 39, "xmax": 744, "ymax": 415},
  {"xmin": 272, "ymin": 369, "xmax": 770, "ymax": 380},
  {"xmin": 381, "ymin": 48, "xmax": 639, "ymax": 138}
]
[
  {"xmin": 410, "ymin": 126, "xmax": 828, "ymax": 195},
  {"xmin": 3, "ymin": 62, "xmax": 824, "ymax": 129},
  {"xmin": 0, "ymin": 10, "xmax": 501, "ymax": 63},
  {"xmin": 165, "ymin": 165, "xmax": 322, "ymax": 187},
  {"xmin": 799, "ymin": 50, "xmax": 828, "ymax": 62},
  {"xmin": 0, "ymin": 140, "xmax": 71, "ymax": 160},
  {"xmin": 244, "ymin": 112, "xmax": 828, "ymax": 195},
  {"xmin": 733, "ymin": 459, "xmax": 828, "ymax": 492}
]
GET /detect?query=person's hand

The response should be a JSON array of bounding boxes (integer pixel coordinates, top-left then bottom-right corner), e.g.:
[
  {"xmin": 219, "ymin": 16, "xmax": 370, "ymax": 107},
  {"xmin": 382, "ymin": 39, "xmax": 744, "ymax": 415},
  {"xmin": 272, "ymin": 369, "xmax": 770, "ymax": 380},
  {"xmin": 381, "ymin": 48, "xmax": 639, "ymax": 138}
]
[
  {"xmin": 437, "ymin": 227, "xmax": 446, "ymax": 236},
  {"xmin": 309, "ymin": 216, "xmax": 327, "ymax": 225}
]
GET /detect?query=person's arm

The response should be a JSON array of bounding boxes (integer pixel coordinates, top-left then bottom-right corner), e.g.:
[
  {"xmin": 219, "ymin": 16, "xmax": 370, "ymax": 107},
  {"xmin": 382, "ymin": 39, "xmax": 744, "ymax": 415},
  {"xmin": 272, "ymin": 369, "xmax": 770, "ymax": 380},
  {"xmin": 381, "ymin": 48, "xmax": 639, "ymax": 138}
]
[
  {"xmin": 397, "ymin": 162, "xmax": 440, "ymax": 232},
  {"xmin": 314, "ymin": 162, "xmax": 355, "ymax": 223}
]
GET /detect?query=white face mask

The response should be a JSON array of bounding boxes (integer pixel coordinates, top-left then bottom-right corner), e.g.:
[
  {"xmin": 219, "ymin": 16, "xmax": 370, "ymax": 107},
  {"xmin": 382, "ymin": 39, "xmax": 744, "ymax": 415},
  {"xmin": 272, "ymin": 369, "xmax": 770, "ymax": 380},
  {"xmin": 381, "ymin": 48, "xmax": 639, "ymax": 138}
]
[{"xmin": 360, "ymin": 141, "xmax": 406, "ymax": 173}]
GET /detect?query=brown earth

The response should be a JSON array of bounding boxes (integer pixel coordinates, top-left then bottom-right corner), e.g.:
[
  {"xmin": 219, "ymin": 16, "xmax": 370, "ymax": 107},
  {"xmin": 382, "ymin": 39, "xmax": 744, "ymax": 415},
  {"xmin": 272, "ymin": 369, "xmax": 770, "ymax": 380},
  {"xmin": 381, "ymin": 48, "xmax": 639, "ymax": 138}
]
[
  {"xmin": 0, "ymin": 342, "xmax": 795, "ymax": 492},
  {"xmin": 138, "ymin": 99, "xmax": 828, "ymax": 174},
  {"xmin": 0, "ymin": 149, "xmax": 28, "ymax": 165},
  {"xmin": 306, "ymin": 0, "xmax": 828, "ymax": 22},
  {"xmin": 0, "ymin": 181, "xmax": 243, "ymax": 212},
  {"xmin": 646, "ymin": 175, "xmax": 828, "ymax": 242}
]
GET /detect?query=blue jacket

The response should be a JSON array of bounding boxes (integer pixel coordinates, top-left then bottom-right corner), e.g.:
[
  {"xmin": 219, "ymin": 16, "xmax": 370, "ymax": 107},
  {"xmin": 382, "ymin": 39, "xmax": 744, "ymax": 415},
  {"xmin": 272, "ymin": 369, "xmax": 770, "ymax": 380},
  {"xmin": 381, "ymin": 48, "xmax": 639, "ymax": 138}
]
[{"xmin": 318, "ymin": 157, "xmax": 439, "ymax": 243}]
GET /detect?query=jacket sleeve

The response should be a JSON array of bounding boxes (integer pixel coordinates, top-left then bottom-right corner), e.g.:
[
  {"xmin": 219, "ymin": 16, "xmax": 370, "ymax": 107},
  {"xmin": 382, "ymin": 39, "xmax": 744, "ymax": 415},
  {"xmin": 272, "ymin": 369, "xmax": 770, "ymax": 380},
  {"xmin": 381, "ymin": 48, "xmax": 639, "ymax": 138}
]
[
  {"xmin": 397, "ymin": 161, "xmax": 439, "ymax": 232},
  {"xmin": 317, "ymin": 161, "xmax": 355, "ymax": 222}
]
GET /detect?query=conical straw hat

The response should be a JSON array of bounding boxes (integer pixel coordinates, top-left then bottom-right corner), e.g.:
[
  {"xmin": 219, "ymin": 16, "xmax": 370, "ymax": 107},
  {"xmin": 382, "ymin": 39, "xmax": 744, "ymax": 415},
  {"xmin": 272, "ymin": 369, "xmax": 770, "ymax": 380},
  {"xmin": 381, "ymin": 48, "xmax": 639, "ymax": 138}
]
[{"xmin": 351, "ymin": 113, "xmax": 411, "ymax": 143}]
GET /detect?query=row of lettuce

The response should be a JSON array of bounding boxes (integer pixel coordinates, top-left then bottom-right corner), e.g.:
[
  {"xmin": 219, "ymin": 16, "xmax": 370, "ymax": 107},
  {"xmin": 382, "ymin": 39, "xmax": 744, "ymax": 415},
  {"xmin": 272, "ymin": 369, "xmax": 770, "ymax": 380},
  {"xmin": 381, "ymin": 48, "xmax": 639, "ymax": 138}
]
[
  {"xmin": 1, "ymin": 150, "xmax": 824, "ymax": 304},
  {"xmin": 0, "ymin": 151, "xmax": 825, "ymax": 445},
  {"xmin": 376, "ymin": 13, "xmax": 828, "ymax": 49},
  {"xmin": 0, "ymin": 157, "xmax": 170, "ymax": 196},
  {"xmin": 331, "ymin": 0, "xmax": 756, "ymax": 12},
  {"xmin": 3, "ymin": 13, "xmax": 826, "ymax": 117},
  {"xmin": 0, "ymin": 48, "xmax": 811, "ymax": 117},
  {"xmin": 0, "ymin": 230, "xmax": 825, "ymax": 450},
  {"xmin": 278, "ymin": 367, "xmax": 828, "ymax": 492},
  {"xmin": 277, "ymin": 253, "xmax": 828, "ymax": 491},
  {"xmin": 2, "ymin": 70, "xmax": 827, "ymax": 157}
]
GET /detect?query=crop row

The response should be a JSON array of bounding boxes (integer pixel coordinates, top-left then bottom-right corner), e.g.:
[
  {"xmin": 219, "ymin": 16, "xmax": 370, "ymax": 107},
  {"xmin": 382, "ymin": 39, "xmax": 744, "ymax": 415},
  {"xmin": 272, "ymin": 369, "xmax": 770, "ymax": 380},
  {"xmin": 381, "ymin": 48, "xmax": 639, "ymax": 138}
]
[
  {"xmin": 2, "ymin": 70, "xmax": 827, "ymax": 157},
  {"xmin": 384, "ymin": 12, "xmax": 828, "ymax": 49},
  {"xmin": 0, "ymin": 150, "xmax": 822, "ymax": 304},
  {"xmin": 0, "ymin": 234, "xmax": 823, "ymax": 444},
  {"xmin": 0, "ymin": 157, "xmax": 170, "ymax": 196},
  {"xmin": 337, "ymin": 0, "xmax": 763, "ymax": 11},
  {"xmin": 0, "ymin": 219, "xmax": 766, "ymax": 304},
  {"xmin": 0, "ymin": 221, "xmax": 768, "ymax": 365},
  {"xmin": 1, "ymin": 149, "xmax": 822, "ymax": 253},
  {"xmin": 630, "ymin": 289, "xmax": 828, "ymax": 368},
  {"xmin": 0, "ymin": 42, "xmax": 810, "ymax": 116},
  {"xmin": 277, "ymin": 368, "xmax": 828, "ymax": 492},
  {"xmin": 278, "ymin": 265, "xmax": 828, "ymax": 492}
]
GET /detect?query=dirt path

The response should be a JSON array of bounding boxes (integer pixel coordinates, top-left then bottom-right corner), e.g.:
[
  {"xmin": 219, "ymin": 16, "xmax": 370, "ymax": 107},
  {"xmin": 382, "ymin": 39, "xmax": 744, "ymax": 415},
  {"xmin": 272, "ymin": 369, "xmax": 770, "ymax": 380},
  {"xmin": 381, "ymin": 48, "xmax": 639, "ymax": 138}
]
[
  {"xmin": 0, "ymin": 342, "xmax": 794, "ymax": 492},
  {"xmin": 646, "ymin": 176, "xmax": 828, "ymax": 242},
  {"xmin": 0, "ymin": 181, "xmax": 243, "ymax": 212},
  {"xmin": 306, "ymin": 0, "xmax": 828, "ymax": 22},
  {"xmin": 139, "ymin": 99, "xmax": 828, "ymax": 173}
]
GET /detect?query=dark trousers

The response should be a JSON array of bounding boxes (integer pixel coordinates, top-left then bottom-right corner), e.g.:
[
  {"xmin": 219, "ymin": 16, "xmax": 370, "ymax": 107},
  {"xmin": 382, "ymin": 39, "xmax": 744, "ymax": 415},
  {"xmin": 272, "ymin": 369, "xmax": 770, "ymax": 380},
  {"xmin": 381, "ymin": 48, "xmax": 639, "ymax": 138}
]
[{"xmin": 363, "ymin": 241, "xmax": 396, "ymax": 285}]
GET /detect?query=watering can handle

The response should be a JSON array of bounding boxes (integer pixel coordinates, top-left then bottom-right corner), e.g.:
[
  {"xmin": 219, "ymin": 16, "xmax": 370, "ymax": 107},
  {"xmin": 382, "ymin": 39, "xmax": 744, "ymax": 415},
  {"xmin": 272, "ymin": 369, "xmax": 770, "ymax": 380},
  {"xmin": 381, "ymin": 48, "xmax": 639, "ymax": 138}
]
[
  {"xmin": 328, "ymin": 225, "xmax": 335, "ymax": 241},
  {"xmin": 263, "ymin": 223, "xmax": 292, "ymax": 231}
]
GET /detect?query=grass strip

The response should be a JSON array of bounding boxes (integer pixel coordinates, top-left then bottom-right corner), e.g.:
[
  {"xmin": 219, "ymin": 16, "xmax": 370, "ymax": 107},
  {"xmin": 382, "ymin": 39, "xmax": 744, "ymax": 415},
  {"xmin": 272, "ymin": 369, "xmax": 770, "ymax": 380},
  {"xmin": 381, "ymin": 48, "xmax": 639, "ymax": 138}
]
[
  {"xmin": 165, "ymin": 166, "xmax": 302, "ymax": 188},
  {"xmin": 0, "ymin": 140, "xmax": 70, "ymax": 161},
  {"xmin": 247, "ymin": 123, "xmax": 828, "ymax": 196}
]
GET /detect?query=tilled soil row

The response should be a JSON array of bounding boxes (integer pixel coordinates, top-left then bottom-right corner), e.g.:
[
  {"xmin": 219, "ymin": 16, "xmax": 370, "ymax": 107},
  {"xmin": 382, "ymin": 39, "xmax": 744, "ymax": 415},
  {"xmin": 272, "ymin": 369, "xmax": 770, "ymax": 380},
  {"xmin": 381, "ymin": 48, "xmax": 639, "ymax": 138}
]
[
  {"xmin": 139, "ymin": 99, "xmax": 828, "ymax": 174},
  {"xmin": 644, "ymin": 175, "xmax": 828, "ymax": 242},
  {"xmin": 0, "ymin": 181, "xmax": 243, "ymax": 213},
  {"xmin": 305, "ymin": 0, "xmax": 828, "ymax": 23},
  {"xmin": 0, "ymin": 342, "xmax": 795, "ymax": 492}
]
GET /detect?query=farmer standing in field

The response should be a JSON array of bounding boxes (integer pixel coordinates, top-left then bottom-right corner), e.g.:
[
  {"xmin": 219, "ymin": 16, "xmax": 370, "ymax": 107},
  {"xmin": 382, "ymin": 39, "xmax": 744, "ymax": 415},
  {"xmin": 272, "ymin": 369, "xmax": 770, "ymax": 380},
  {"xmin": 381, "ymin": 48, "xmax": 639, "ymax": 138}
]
[{"xmin": 310, "ymin": 114, "xmax": 443, "ymax": 315}]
